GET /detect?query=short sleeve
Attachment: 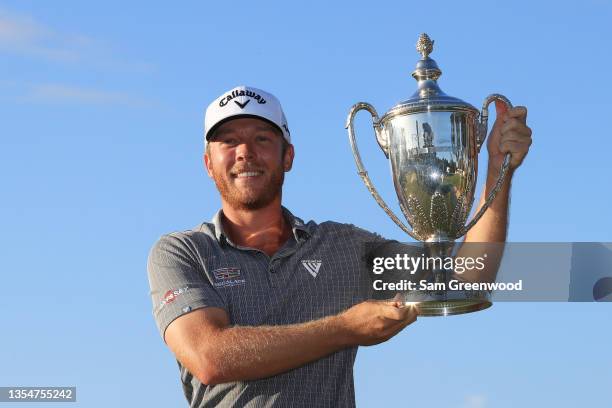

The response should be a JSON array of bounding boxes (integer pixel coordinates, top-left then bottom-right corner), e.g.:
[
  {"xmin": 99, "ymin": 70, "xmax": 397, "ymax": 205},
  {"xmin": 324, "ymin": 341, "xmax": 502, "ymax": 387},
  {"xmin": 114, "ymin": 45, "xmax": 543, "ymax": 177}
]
[{"xmin": 147, "ymin": 233, "xmax": 227, "ymax": 341}]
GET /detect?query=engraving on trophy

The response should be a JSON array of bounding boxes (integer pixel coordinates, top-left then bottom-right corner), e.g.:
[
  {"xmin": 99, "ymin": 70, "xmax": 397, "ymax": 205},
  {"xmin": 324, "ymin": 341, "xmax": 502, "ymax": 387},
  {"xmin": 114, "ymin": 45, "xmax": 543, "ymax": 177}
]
[
  {"xmin": 450, "ymin": 194, "xmax": 469, "ymax": 237},
  {"xmin": 405, "ymin": 195, "xmax": 427, "ymax": 238},
  {"xmin": 430, "ymin": 192, "xmax": 449, "ymax": 237}
]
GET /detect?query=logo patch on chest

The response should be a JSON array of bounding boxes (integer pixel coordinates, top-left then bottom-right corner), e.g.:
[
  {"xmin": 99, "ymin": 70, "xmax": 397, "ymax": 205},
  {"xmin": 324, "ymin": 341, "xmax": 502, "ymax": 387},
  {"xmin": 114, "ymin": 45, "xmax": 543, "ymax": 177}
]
[
  {"xmin": 212, "ymin": 267, "xmax": 246, "ymax": 288},
  {"xmin": 301, "ymin": 260, "xmax": 322, "ymax": 278}
]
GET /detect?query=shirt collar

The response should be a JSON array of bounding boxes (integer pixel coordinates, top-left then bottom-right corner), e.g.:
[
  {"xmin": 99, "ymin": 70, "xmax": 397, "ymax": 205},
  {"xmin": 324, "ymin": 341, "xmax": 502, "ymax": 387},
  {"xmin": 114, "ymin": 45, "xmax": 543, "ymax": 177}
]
[
  {"xmin": 211, "ymin": 209, "xmax": 227, "ymax": 244},
  {"xmin": 282, "ymin": 206, "xmax": 312, "ymax": 242},
  {"xmin": 211, "ymin": 206, "xmax": 312, "ymax": 246}
]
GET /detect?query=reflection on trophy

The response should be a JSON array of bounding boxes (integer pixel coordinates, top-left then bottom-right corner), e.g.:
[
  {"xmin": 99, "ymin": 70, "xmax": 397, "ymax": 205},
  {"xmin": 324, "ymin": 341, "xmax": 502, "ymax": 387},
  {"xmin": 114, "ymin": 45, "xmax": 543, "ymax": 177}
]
[{"xmin": 346, "ymin": 33, "xmax": 512, "ymax": 316}]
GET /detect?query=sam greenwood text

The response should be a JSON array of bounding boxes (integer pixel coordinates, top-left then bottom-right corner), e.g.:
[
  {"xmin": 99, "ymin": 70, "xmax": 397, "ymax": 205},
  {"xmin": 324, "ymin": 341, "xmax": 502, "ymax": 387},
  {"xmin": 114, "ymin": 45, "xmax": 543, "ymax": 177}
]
[{"xmin": 372, "ymin": 279, "xmax": 523, "ymax": 292}]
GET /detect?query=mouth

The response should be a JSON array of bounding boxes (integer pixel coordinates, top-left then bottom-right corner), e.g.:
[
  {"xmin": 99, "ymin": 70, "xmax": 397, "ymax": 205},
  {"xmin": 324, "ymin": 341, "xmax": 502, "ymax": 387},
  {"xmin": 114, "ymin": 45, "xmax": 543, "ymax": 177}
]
[{"xmin": 232, "ymin": 170, "xmax": 264, "ymax": 178}]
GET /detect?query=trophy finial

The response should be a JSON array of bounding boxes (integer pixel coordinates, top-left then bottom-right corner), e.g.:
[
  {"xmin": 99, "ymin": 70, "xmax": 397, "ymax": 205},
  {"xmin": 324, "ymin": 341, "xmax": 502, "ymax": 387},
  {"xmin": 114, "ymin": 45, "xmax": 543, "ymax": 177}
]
[
  {"xmin": 416, "ymin": 33, "xmax": 434, "ymax": 59},
  {"xmin": 412, "ymin": 33, "xmax": 442, "ymax": 86}
]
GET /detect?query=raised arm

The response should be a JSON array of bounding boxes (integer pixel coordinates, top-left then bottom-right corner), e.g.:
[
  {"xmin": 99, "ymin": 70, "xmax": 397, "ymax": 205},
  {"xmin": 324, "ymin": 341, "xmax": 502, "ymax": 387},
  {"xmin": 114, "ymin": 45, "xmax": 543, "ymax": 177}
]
[
  {"xmin": 165, "ymin": 300, "xmax": 417, "ymax": 385},
  {"xmin": 458, "ymin": 103, "xmax": 532, "ymax": 281},
  {"xmin": 465, "ymin": 103, "xmax": 531, "ymax": 243}
]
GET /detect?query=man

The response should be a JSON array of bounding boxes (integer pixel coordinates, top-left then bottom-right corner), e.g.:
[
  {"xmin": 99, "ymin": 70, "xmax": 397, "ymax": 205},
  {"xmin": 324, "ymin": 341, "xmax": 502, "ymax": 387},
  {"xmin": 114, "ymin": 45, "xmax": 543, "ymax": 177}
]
[{"xmin": 147, "ymin": 85, "xmax": 532, "ymax": 407}]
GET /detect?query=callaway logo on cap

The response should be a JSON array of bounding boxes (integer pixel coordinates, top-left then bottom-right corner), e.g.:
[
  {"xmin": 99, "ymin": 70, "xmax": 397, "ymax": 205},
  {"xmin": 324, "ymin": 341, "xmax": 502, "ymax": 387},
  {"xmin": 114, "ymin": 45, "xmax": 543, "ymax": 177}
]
[{"xmin": 204, "ymin": 85, "xmax": 291, "ymax": 144}]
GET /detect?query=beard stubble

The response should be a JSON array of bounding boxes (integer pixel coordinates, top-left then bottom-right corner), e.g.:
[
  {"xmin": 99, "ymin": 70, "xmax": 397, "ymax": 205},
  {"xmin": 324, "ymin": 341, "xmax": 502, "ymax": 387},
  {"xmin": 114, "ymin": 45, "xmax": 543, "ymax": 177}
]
[{"xmin": 211, "ymin": 160, "xmax": 285, "ymax": 211}]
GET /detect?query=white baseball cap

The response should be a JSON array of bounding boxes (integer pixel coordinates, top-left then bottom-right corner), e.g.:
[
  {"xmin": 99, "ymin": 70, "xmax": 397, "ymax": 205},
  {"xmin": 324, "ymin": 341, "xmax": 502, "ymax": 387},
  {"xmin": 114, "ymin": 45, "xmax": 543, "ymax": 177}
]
[{"xmin": 204, "ymin": 85, "xmax": 290, "ymax": 144}]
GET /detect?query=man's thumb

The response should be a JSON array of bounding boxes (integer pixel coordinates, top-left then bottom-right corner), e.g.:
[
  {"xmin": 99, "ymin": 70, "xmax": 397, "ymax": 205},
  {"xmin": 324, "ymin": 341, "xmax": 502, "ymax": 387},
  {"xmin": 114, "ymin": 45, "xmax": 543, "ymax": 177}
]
[
  {"xmin": 494, "ymin": 100, "xmax": 509, "ymax": 120},
  {"xmin": 388, "ymin": 293, "xmax": 406, "ymax": 308}
]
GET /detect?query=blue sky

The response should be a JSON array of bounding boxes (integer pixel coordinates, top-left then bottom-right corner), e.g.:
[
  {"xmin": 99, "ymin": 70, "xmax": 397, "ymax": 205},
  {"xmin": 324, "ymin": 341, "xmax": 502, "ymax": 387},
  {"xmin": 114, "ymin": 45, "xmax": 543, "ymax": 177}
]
[{"xmin": 1, "ymin": 1, "xmax": 611, "ymax": 407}]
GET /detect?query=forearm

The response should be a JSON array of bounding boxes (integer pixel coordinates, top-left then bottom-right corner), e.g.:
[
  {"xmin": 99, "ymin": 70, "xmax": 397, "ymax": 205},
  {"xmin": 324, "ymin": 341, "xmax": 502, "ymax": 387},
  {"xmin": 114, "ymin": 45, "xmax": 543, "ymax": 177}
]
[
  {"xmin": 456, "ymin": 103, "xmax": 530, "ymax": 282},
  {"xmin": 201, "ymin": 314, "xmax": 348, "ymax": 384},
  {"xmin": 464, "ymin": 165, "xmax": 513, "ymax": 243},
  {"xmin": 457, "ymin": 165, "xmax": 513, "ymax": 282}
]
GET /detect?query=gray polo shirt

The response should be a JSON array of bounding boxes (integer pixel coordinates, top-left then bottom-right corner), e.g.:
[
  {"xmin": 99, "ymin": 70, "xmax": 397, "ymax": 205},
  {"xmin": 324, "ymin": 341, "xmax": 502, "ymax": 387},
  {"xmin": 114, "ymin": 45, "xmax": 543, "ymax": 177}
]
[{"xmin": 147, "ymin": 207, "xmax": 385, "ymax": 408}]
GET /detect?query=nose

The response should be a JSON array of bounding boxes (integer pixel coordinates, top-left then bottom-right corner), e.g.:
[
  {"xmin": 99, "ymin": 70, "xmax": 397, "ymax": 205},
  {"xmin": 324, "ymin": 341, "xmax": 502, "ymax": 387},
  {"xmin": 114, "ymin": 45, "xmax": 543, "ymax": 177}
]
[{"xmin": 235, "ymin": 140, "xmax": 255, "ymax": 161}]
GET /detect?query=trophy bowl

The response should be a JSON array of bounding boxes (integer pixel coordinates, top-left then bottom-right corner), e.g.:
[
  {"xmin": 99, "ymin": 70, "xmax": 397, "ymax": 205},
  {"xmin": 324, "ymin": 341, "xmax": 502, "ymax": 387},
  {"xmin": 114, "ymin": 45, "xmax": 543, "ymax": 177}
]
[{"xmin": 346, "ymin": 33, "xmax": 512, "ymax": 316}]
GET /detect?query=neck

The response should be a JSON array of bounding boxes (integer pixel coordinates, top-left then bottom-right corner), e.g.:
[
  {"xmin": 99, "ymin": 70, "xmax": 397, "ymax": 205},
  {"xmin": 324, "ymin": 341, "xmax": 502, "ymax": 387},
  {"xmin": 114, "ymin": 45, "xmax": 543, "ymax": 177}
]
[{"xmin": 220, "ymin": 197, "xmax": 292, "ymax": 257}]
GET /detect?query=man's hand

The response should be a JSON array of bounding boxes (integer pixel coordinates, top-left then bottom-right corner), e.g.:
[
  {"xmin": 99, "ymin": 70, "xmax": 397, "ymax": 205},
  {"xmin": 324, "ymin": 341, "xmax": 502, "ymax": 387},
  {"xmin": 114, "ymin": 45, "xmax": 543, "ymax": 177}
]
[
  {"xmin": 338, "ymin": 300, "xmax": 418, "ymax": 346},
  {"xmin": 486, "ymin": 102, "xmax": 532, "ymax": 175}
]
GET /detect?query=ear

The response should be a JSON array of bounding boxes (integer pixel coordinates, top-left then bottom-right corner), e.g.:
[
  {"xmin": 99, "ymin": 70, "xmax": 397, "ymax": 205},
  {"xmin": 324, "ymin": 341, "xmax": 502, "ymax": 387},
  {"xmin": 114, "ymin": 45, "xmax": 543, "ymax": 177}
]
[
  {"xmin": 204, "ymin": 152, "xmax": 214, "ymax": 178},
  {"xmin": 283, "ymin": 144, "xmax": 295, "ymax": 172}
]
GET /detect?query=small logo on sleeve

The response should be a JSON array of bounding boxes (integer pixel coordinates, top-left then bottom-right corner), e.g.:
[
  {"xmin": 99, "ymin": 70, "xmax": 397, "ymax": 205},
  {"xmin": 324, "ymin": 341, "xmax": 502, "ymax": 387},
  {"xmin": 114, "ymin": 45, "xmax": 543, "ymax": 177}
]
[
  {"xmin": 301, "ymin": 260, "xmax": 322, "ymax": 278},
  {"xmin": 159, "ymin": 286, "xmax": 190, "ymax": 310},
  {"xmin": 213, "ymin": 267, "xmax": 246, "ymax": 288}
]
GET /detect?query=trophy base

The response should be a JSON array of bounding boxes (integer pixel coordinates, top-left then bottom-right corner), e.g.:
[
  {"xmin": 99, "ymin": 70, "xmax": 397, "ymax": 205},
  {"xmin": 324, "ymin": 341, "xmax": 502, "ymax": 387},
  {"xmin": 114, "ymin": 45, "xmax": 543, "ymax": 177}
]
[{"xmin": 409, "ymin": 299, "xmax": 492, "ymax": 317}]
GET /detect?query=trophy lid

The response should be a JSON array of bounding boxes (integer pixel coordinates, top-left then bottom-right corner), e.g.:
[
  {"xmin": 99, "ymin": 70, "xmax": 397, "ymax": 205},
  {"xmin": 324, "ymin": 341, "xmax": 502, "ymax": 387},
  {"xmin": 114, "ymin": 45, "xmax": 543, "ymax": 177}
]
[{"xmin": 384, "ymin": 33, "xmax": 478, "ymax": 118}]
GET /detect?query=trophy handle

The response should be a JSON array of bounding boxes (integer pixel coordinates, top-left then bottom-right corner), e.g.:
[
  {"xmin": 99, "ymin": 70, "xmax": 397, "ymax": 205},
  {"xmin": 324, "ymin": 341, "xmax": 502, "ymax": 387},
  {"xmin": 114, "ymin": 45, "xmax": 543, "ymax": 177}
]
[
  {"xmin": 457, "ymin": 94, "xmax": 513, "ymax": 237},
  {"xmin": 345, "ymin": 102, "xmax": 420, "ymax": 240}
]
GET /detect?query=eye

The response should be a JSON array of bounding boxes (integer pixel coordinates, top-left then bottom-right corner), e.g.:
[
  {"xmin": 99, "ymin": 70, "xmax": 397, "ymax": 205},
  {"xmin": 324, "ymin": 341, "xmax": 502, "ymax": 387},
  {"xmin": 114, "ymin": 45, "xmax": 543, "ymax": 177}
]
[
  {"xmin": 256, "ymin": 134, "xmax": 272, "ymax": 143},
  {"xmin": 220, "ymin": 137, "xmax": 238, "ymax": 146}
]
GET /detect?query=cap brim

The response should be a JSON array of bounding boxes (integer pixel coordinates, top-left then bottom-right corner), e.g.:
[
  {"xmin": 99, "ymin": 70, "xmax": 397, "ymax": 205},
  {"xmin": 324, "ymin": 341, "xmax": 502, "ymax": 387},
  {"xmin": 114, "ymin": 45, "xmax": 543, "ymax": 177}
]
[{"xmin": 206, "ymin": 114, "xmax": 285, "ymax": 142}]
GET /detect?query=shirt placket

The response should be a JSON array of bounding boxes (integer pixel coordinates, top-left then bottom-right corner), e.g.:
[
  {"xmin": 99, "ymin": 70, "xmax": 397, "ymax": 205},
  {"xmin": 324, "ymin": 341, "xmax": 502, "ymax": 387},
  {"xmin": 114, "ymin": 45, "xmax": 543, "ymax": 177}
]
[{"xmin": 268, "ymin": 238, "xmax": 302, "ymax": 288}]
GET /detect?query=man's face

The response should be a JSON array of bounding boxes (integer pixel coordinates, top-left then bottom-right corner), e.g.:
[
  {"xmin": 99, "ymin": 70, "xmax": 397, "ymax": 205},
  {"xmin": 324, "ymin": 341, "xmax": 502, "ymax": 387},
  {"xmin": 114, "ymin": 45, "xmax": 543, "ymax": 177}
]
[{"xmin": 204, "ymin": 117, "xmax": 294, "ymax": 211}]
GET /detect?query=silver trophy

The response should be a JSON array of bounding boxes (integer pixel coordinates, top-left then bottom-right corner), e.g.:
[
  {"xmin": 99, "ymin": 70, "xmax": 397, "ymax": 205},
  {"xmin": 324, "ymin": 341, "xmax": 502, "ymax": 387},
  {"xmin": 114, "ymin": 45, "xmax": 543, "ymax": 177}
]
[{"xmin": 346, "ymin": 33, "xmax": 512, "ymax": 316}]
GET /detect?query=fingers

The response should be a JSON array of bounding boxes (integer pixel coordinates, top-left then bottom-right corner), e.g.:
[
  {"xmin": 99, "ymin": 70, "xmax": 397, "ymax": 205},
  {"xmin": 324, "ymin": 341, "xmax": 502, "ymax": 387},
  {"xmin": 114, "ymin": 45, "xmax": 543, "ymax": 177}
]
[
  {"xmin": 382, "ymin": 294, "xmax": 406, "ymax": 310},
  {"xmin": 504, "ymin": 106, "xmax": 527, "ymax": 121},
  {"xmin": 500, "ymin": 118, "xmax": 532, "ymax": 141},
  {"xmin": 344, "ymin": 300, "xmax": 418, "ymax": 345},
  {"xmin": 494, "ymin": 105, "xmax": 531, "ymax": 169},
  {"xmin": 385, "ymin": 307, "xmax": 418, "ymax": 338},
  {"xmin": 493, "ymin": 106, "xmax": 527, "ymax": 130},
  {"xmin": 499, "ymin": 140, "xmax": 531, "ymax": 166},
  {"xmin": 396, "ymin": 308, "xmax": 418, "ymax": 329},
  {"xmin": 391, "ymin": 293, "xmax": 405, "ymax": 305},
  {"xmin": 379, "ymin": 303, "xmax": 406, "ymax": 321},
  {"xmin": 380, "ymin": 302, "xmax": 418, "ymax": 322}
]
